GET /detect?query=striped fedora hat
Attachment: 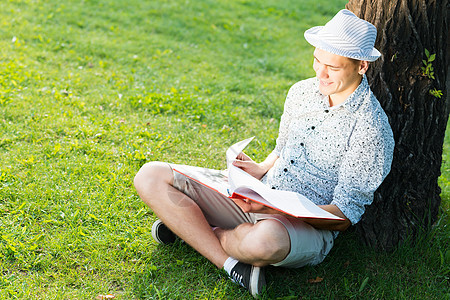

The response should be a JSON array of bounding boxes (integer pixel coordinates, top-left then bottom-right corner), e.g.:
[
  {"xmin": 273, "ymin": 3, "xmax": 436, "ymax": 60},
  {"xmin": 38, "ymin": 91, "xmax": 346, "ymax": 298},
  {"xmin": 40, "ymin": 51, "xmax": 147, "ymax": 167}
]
[{"xmin": 304, "ymin": 9, "xmax": 381, "ymax": 62}]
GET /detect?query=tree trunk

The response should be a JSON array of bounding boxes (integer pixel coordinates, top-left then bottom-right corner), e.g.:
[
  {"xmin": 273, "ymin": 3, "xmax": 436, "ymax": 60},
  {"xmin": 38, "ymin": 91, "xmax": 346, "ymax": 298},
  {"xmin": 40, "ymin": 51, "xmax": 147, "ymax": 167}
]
[{"xmin": 345, "ymin": 0, "xmax": 448, "ymax": 250}]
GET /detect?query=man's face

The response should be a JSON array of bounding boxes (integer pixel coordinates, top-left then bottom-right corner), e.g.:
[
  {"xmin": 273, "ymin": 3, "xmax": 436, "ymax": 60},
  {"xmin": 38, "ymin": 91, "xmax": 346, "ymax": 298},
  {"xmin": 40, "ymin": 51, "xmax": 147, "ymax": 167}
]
[{"xmin": 313, "ymin": 48, "xmax": 363, "ymax": 104}]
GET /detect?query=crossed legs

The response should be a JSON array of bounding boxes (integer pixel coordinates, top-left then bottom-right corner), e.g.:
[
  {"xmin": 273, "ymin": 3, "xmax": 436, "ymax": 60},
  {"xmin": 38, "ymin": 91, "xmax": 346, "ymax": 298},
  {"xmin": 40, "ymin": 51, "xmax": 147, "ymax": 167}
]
[{"xmin": 133, "ymin": 161, "xmax": 290, "ymax": 268}]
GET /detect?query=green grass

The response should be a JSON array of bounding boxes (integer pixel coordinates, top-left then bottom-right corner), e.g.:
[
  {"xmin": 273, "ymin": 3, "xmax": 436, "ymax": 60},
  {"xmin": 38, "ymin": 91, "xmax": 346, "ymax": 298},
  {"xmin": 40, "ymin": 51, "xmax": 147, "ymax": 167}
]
[{"xmin": 0, "ymin": 0, "xmax": 448, "ymax": 299}]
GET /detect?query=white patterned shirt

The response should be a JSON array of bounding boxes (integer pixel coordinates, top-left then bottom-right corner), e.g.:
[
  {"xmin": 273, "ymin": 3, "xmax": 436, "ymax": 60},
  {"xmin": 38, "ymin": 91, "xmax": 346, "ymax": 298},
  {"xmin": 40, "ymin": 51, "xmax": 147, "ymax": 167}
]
[{"xmin": 264, "ymin": 75, "xmax": 394, "ymax": 225}]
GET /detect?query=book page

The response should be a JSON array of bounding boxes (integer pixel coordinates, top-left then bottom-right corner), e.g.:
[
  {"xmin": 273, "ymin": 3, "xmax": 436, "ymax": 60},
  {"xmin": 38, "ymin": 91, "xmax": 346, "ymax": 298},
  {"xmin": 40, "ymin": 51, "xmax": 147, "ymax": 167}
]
[
  {"xmin": 234, "ymin": 187, "xmax": 343, "ymax": 220},
  {"xmin": 173, "ymin": 138, "xmax": 344, "ymax": 220},
  {"xmin": 226, "ymin": 136, "xmax": 255, "ymax": 169},
  {"xmin": 171, "ymin": 164, "xmax": 230, "ymax": 196},
  {"xmin": 229, "ymin": 163, "xmax": 343, "ymax": 220},
  {"xmin": 228, "ymin": 164, "xmax": 268, "ymax": 193}
]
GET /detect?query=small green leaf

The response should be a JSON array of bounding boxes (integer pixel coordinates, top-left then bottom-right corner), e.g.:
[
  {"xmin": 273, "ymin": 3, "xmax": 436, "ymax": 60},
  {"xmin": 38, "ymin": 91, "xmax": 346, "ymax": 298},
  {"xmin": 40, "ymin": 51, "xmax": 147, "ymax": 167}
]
[
  {"xmin": 359, "ymin": 277, "xmax": 369, "ymax": 293},
  {"xmin": 89, "ymin": 213, "xmax": 100, "ymax": 221}
]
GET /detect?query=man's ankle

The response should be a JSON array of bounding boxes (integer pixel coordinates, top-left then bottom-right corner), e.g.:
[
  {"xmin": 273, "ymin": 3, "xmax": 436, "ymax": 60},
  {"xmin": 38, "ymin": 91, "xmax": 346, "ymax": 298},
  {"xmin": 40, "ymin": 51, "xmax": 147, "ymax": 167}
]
[{"xmin": 223, "ymin": 257, "xmax": 239, "ymax": 274}]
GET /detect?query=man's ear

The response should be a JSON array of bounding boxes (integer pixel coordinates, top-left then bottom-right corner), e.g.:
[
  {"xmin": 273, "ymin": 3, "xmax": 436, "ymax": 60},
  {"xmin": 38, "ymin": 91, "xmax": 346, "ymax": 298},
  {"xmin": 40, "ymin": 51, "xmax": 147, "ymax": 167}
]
[{"xmin": 358, "ymin": 60, "xmax": 369, "ymax": 75}]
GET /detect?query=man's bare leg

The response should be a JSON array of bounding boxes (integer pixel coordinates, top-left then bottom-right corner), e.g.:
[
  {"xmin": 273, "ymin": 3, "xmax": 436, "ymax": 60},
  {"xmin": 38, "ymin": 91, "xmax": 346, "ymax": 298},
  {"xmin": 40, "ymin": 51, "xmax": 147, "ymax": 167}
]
[
  {"xmin": 134, "ymin": 161, "xmax": 229, "ymax": 268},
  {"xmin": 134, "ymin": 161, "xmax": 295, "ymax": 296},
  {"xmin": 215, "ymin": 219, "xmax": 290, "ymax": 267},
  {"xmin": 135, "ymin": 162, "xmax": 291, "ymax": 267}
]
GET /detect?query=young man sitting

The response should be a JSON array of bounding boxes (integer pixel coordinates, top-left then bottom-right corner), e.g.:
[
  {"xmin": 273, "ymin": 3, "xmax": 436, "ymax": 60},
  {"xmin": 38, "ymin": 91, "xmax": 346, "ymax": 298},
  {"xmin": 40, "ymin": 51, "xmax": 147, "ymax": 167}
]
[{"xmin": 134, "ymin": 9, "xmax": 395, "ymax": 298}]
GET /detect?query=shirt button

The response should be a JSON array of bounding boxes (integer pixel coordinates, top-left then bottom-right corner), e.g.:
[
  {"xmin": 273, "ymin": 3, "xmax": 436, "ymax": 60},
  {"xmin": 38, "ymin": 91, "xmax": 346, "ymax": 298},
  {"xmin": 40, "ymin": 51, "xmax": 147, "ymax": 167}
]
[{"xmin": 283, "ymin": 168, "xmax": 288, "ymax": 172}]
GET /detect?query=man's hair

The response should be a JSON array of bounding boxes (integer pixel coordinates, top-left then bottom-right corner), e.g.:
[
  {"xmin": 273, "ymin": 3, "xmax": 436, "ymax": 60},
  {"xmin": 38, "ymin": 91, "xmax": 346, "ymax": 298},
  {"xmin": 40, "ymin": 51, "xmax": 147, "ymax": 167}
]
[{"xmin": 348, "ymin": 57, "xmax": 361, "ymax": 65}]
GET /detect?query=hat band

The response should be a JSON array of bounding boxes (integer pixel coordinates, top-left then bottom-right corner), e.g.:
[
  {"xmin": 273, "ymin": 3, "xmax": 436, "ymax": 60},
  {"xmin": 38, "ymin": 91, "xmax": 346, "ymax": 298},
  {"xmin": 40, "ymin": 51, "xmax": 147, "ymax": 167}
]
[{"xmin": 315, "ymin": 45, "xmax": 377, "ymax": 61}]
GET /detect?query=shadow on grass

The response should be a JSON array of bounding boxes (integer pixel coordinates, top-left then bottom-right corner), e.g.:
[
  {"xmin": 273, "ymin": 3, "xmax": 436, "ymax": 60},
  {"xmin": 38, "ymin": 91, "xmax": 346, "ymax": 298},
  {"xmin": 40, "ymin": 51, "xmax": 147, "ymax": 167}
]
[
  {"xmin": 271, "ymin": 224, "xmax": 449, "ymax": 300},
  {"xmin": 132, "ymin": 241, "xmax": 251, "ymax": 299},
  {"xmin": 132, "ymin": 225, "xmax": 449, "ymax": 299}
]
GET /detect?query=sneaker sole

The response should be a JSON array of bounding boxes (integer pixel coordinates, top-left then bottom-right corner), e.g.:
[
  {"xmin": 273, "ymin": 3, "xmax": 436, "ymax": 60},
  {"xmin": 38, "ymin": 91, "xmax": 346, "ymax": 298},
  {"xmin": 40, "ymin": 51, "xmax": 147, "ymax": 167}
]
[
  {"xmin": 250, "ymin": 266, "xmax": 265, "ymax": 297},
  {"xmin": 151, "ymin": 219, "xmax": 167, "ymax": 244}
]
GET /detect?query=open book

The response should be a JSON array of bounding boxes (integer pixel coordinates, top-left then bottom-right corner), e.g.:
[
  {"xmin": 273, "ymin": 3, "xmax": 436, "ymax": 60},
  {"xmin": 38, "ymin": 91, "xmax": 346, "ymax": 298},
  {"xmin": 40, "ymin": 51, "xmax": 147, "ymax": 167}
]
[{"xmin": 172, "ymin": 137, "xmax": 344, "ymax": 221}]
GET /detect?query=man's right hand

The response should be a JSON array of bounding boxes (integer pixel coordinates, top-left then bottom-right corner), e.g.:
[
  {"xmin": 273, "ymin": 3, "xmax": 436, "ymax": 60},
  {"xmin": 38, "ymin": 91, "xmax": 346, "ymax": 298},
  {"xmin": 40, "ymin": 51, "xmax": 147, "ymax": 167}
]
[
  {"xmin": 232, "ymin": 152, "xmax": 268, "ymax": 180},
  {"xmin": 232, "ymin": 152, "xmax": 279, "ymax": 180}
]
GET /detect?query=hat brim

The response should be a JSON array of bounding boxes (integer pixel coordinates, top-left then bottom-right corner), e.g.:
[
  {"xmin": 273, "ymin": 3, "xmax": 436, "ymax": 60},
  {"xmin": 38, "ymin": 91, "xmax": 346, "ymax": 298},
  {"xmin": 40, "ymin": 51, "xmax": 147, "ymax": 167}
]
[{"xmin": 304, "ymin": 26, "xmax": 381, "ymax": 62}]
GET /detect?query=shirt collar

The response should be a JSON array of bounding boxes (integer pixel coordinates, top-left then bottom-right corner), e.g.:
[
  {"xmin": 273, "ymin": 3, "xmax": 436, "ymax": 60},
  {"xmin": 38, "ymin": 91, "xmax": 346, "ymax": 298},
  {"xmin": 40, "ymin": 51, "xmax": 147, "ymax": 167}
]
[
  {"xmin": 319, "ymin": 75, "xmax": 370, "ymax": 113},
  {"xmin": 341, "ymin": 75, "xmax": 370, "ymax": 113}
]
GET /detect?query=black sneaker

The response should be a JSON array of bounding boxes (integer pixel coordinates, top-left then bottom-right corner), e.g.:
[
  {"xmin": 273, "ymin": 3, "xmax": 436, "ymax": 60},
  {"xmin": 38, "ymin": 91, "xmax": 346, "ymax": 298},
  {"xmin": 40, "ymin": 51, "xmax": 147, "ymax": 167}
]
[
  {"xmin": 151, "ymin": 219, "xmax": 177, "ymax": 244},
  {"xmin": 229, "ymin": 262, "xmax": 266, "ymax": 298}
]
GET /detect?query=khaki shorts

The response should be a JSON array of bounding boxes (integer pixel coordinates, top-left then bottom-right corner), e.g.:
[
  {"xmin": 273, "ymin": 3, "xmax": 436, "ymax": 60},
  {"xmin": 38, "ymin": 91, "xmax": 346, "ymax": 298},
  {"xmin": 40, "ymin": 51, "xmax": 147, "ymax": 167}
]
[{"xmin": 171, "ymin": 164, "xmax": 334, "ymax": 268}]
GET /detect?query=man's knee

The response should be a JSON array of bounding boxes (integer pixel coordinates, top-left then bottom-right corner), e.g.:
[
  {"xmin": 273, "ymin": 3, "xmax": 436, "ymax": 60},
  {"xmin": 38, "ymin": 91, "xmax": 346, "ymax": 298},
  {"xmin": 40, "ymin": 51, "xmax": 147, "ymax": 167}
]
[
  {"xmin": 239, "ymin": 220, "xmax": 290, "ymax": 264},
  {"xmin": 134, "ymin": 161, "xmax": 173, "ymax": 195}
]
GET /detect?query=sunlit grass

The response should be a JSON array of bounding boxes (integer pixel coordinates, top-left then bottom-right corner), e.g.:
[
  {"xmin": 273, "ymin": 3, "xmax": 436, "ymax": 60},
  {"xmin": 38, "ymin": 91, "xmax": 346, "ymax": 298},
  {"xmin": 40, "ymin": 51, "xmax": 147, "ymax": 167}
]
[{"xmin": 0, "ymin": 0, "xmax": 448, "ymax": 299}]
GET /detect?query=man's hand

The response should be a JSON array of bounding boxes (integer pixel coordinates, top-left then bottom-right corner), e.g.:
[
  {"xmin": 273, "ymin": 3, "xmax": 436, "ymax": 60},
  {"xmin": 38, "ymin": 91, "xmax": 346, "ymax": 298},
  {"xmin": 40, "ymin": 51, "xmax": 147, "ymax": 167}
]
[
  {"xmin": 302, "ymin": 205, "xmax": 352, "ymax": 231},
  {"xmin": 232, "ymin": 152, "xmax": 276, "ymax": 180},
  {"xmin": 231, "ymin": 197, "xmax": 281, "ymax": 214},
  {"xmin": 233, "ymin": 198, "xmax": 351, "ymax": 232}
]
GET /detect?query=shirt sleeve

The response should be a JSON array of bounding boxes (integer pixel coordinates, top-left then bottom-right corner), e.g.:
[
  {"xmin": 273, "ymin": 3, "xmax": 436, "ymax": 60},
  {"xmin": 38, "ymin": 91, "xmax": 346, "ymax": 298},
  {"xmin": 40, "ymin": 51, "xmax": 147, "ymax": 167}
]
[
  {"xmin": 331, "ymin": 114, "xmax": 394, "ymax": 225},
  {"xmin": 273, "ymin": 82, "xmax": 302, "ymax": 156}
]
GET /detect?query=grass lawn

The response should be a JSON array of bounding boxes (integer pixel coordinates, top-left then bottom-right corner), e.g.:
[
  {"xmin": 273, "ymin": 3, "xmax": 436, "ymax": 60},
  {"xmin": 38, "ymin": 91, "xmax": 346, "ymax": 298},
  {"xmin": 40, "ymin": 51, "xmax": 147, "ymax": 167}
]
[{"xmin": 0, "ymin": 0, "xmax": 448, "ymax": 298}]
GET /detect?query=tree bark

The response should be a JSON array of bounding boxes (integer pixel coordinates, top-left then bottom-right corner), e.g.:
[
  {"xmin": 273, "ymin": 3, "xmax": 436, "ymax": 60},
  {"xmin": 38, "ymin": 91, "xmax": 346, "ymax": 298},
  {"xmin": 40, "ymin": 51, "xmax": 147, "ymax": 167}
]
[{"xmin": 345, "ymin": 0, "xmax": 448, "ymax": 250}]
